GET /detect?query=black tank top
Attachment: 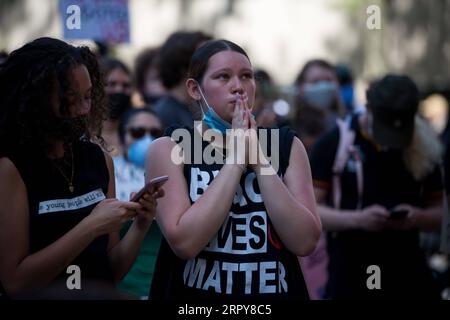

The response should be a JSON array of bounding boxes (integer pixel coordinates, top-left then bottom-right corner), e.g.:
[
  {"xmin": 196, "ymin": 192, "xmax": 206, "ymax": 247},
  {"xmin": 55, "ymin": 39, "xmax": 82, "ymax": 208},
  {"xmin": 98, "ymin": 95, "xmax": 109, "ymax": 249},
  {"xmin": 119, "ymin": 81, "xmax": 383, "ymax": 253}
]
[
  {"xmin": 150, "ymin": 126, "xmax": 310, "ymax": 302},
  {"xmin": 1, "ymin": 139, "xmax": 113, "ymax": 298}
]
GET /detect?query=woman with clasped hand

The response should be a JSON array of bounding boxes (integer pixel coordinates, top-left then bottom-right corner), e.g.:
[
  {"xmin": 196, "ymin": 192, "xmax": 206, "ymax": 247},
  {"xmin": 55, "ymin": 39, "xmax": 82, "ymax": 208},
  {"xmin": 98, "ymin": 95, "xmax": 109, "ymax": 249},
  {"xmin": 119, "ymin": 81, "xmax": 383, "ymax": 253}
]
[{"xmin": 147, "ymin": 40, "xmax": 321, "ymax": 302}]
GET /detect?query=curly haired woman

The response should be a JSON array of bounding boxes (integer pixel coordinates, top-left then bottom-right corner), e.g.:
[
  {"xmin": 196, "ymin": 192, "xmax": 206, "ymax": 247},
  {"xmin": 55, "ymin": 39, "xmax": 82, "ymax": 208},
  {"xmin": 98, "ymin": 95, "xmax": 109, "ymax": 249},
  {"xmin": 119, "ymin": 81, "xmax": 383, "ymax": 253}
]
[{"xmin": 0, "ymin": 38, "xmax": 163, "ymax": 299}]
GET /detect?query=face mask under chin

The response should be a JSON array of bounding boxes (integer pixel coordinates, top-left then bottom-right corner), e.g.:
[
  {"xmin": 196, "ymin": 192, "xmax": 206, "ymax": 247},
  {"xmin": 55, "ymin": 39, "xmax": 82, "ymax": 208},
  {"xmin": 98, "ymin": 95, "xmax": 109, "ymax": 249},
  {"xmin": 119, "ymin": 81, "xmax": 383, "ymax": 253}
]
[{"xmin": 197, "ymin": 84, "xmax": 232, "ymax": 134}]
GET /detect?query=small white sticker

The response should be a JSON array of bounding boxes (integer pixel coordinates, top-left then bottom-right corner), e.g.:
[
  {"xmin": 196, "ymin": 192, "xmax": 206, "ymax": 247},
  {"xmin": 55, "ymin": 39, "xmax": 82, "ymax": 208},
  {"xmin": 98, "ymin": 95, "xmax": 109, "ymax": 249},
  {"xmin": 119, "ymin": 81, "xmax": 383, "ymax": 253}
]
[{"xmin": 38, "ymin": 188, "xmax": 106, "ymax": 214}]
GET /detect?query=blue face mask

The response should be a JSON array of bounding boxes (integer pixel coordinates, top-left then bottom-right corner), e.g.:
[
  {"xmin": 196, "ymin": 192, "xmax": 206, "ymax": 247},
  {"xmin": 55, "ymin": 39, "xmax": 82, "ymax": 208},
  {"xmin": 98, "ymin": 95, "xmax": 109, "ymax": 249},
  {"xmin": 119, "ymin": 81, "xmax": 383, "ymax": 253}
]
[
  {"xmin": 197, "ymin": 85, "xmax": 232, "ymax": 135},
  {"xmin": 203, "ymin": 108, "xmax": 232, "ymax": 135},
  {"xmin": 127, "ymin": 135, "xmax": 154, "ymax": 168}
]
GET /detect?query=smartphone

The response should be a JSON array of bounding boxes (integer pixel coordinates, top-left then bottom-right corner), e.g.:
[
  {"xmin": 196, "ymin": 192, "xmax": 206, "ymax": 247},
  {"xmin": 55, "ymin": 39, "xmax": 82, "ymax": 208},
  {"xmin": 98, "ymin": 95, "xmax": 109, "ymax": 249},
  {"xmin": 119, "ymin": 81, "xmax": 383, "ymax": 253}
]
[
  {"xmin": 130, "ymin": 175, "xmax": 169, "ymax": 202},
  {"xmin": 389, "ymin": 209, "xmax": 409, "ymax": 220}
]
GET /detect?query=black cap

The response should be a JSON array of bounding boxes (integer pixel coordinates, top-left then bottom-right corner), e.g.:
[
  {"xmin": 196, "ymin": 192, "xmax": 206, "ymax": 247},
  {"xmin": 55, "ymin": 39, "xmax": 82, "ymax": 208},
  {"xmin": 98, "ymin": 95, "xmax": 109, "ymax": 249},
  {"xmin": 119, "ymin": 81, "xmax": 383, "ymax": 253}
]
[{"xmin": 367, "ymin": 74, "xmax": 419, "ymax": 148}]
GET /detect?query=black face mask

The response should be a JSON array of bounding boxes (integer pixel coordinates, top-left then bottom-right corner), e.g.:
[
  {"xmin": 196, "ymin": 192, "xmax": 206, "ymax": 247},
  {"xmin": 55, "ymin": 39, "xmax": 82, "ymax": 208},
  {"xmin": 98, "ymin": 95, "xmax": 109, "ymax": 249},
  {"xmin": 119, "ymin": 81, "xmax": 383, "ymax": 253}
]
[
  {"xmin": 44, "ymin": 115, "xmax": 88, "ymax": 142},
  {"xmin": 107, "ymin": 93, "xmax": 131, "ymax": 120}
]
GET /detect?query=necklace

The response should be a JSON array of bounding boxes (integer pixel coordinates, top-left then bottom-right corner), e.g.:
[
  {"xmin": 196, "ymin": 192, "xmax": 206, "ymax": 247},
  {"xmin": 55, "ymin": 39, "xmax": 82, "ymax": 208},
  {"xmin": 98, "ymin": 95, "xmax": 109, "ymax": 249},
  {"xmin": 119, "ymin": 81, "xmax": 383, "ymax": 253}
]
[{"xmin": 52, "ymin": 145, "xmax": 75, "ymax": 193}]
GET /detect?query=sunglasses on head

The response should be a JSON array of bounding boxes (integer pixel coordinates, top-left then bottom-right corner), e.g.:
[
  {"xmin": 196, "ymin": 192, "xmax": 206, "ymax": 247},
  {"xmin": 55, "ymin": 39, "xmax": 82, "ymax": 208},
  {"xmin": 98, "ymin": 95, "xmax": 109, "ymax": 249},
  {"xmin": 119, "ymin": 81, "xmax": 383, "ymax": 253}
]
[{"xmin": 127, "ymin": 127, "xmax": 163, "ymax": 139}]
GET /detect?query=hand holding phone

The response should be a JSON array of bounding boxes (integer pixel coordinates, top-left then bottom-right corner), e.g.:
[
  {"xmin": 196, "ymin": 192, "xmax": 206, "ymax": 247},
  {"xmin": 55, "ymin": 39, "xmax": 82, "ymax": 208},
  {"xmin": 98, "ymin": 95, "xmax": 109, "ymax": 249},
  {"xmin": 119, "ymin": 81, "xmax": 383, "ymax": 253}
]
[{"xmin": 130, "ymin": 175, "xmax": 169, "ymax": 202}]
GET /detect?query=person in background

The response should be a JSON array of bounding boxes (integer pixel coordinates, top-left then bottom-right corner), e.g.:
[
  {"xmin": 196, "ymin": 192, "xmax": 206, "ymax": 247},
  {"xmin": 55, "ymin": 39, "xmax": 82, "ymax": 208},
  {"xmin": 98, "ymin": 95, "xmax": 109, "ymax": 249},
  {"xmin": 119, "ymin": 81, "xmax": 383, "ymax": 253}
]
[
  {"xmin": 253, "ymin": 69, "xmax": 277, "ymax": 127},
  {"xmin": 152, "ymin": 31, "xmax": 212, "ymax": 130},
  {"xmin": 134, "ymin": 47, "xmax": 167, "ymax": 106},
  {"xmin": 113, "ymin": 108, "xmax": 164, "ymax": 299},
  {"xmin": 293, "ymin": 60, "xmax": 345, "ymax": 299},
  {"xmin": 419, "ymin": 93, "xmax": 450, "ymax": 293},
  {"xmin": 102, "ymin": 57, "xmax": 133, "ymax": 96},
  {"xmin": 420, "ymin": 94, "xmax": 449, "ymax": 137},
  {"xmin": 100, "ymin": 57, "xmax": 134, "ymax": 156},
  {"xmin": 335, "ymin": 64, "xmax": 363, "ymax": 115},
  {"xmin": 114, "ymin": 108, "xmax": 162, "ymax": 201},
  {"xmin": 252, "ymin": 69, "xmax": 291, "ymax": 128},
  {"xmin": 293, "ymin": 59, "xmax": 345, "ymax": 154},
  {"xmin": 311, "ymin": 74, "xmax": 443, "ymax": 299}
]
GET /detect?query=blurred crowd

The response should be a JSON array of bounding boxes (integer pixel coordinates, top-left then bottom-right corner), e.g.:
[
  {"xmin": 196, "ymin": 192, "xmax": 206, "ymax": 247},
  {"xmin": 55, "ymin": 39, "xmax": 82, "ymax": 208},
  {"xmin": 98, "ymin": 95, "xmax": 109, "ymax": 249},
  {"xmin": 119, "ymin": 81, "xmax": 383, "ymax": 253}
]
[{"xmin": 1, "ymin": 30, "xmax": 450, "ymax": 300}]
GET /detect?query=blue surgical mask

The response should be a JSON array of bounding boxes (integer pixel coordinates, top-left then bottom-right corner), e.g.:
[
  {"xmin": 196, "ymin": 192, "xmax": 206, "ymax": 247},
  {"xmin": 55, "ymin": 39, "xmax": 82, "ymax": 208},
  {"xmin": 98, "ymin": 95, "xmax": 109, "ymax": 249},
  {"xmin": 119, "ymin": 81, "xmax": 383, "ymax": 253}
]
[
  {"xmin": 197, "ymin": 85, "xmax": 232, "ymax": 135},
  {"xmin": 127, "ymin": 135, "xmax": 154, "ymax": 168},
  {"xmin": 203, "ymin": 108, "xmax": 232, "ymax": 135}
]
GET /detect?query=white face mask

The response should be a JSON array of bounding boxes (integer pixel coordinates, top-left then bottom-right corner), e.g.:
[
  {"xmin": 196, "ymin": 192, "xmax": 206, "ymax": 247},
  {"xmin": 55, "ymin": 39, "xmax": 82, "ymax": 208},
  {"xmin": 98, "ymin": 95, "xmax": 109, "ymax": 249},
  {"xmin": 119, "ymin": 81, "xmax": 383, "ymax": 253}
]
[{"xmin": 302, "ymin": 81, "xmax": 338, "ymax": 109}]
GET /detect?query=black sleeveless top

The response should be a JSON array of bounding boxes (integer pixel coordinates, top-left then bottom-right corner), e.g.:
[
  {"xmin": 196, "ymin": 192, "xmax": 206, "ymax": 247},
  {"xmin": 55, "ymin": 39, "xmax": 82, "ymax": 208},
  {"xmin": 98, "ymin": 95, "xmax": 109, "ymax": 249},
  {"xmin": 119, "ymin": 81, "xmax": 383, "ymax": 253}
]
[
  {"xmin": 150, "ymin": 126, "xmax": 310, "ymax": 302},
  {"xmin": 1, "ymin": 139, "xmax": 113, "ymax": 298}
]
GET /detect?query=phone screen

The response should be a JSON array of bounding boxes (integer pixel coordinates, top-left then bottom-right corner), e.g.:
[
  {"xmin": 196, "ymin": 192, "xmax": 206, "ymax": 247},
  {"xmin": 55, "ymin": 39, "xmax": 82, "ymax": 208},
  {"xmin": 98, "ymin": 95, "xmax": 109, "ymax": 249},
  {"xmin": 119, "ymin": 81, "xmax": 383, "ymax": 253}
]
[{"xmin": 130, "ymin": 175, "xmax": 169, "ymax": 202}]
